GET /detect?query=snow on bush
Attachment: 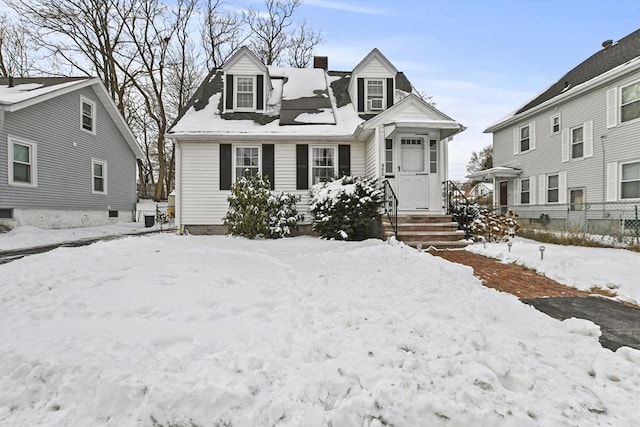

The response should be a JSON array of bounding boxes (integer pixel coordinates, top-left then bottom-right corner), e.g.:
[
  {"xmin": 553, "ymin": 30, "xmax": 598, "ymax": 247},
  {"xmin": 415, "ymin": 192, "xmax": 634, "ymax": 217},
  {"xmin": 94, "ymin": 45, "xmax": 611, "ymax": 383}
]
[
  {"xmin": 224, "ymin": 174, "xmax": 302, "ymax": 238},
  {"xmin": 309, "ymin": 176, "xmax": 382, "ymax": 240},
  {"xmin": 470, "ymin": 208, "xmax": 520, "ymax": 242}
]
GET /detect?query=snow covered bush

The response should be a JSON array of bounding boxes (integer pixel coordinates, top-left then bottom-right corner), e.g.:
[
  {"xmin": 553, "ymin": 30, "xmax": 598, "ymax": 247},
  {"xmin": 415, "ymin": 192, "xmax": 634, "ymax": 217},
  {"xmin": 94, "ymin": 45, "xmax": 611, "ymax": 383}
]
[
  {"xmin": 309, "ymin": 176, "xmax": 382, "ymax": 240},
  {"xmin": 224, "ymin": 174, "xmax": 302, "ymax": 239},
  {"xmin": 470, "ymin": 209, "xmax": 520, "ymax": 242},
  {"xmin": 267, "ymin": 191, "xmax": 303, "ymax": 238}
]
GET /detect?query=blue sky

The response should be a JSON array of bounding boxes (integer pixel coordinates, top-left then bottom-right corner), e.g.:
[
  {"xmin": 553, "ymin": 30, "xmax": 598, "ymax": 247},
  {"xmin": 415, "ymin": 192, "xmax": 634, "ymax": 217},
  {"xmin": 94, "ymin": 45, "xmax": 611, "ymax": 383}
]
[{"xmin": 286, "ymin": 0, "xmax": 640, "ymax": 179}]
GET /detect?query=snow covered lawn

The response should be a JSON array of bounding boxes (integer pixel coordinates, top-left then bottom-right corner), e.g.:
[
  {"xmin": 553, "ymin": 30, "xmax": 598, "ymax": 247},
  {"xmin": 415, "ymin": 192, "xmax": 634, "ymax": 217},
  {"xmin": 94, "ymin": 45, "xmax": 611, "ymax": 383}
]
[
  {"xmin": 1, "ymin": 235, "xmax": 639, "ymax": 426},
  {"xmin": 468, "ymin": 238, "xmax": 640, "ymax": 306}
]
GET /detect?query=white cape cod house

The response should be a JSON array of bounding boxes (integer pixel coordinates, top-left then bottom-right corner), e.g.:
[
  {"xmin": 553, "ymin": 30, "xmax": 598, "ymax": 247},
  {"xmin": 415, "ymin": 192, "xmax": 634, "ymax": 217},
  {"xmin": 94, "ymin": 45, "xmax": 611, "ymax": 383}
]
[
  {"xmin": 478, "ymin": 28, "xmax": 640, "ymax": 234},
  {"xmin": 168, "ymin": 47, "xmax": 466, "ymax": 245}
]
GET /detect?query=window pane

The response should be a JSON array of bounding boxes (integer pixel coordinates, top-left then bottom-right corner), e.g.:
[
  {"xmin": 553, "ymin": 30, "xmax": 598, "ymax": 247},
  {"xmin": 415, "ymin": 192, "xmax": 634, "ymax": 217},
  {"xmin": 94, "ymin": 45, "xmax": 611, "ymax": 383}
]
[
  {"xmin": 622, "ymin": 181, "xmax": 640, "ymax": 199},
  {"xmin": 521, "ymin": 179, "xmax": 530, "ymax": 191},
  {"xmin": 237, "ymin": 93, "xmax": 253, "ymax": 108},
  {"xmin": 521, "ymin": 192, "xmax": 530, "ymax": 204},
  {"xmin": 621, "ymin": 101, "xmax": 640, "ymax": 122},
  {"xmin": 548, "ymin": 175, "xmax": 558, "ymax": 188},
  {"xmin": 520, "ymin": 126, "xmax": 529, "ymax": 140},
  {"xmin": 520, "ymin": 138, "xmax": 529, "ymax": 152},
  {"xmin": 570, "ymin": 190, "xmax": 584, "ymax": 211},
  {"xmin": 14, "ymin": 163, "xmax": 30, "ymax": 183},
  {"xmin": 621, "ymin": 82, "xmax": 640, "ymax": 104},
  {"xmin": 94, "ymin": 177, "xmax": 104, "ymax": 192},
  {"xmin": 83, "ymin": 115, "xmax": 93, "ymax": 131},
  {"xmin": 572, "ymin": 127, "xmax": 583, "ymax": 143},
  {"xmin": 622, "ymin": 163, "xmax": 640, "ymax": 181},
  {"xmin": 237, "ymin": 77, "xmax": 253, "ymax": 92},
  {"xmin": 94, "ymin": 163, "xmax": 103, "ymax": 177},
  {"xmin": 13, "ymin": 143, "xmax": 30, "ymax": 163},
  {"xmin": 572, "ymin": 142, "xmax": 583, "ymax": 159},
  {"xmin": 548, "ymin": 189, "xmax": 558, "ymax": 203},
  {"xmin": 367, "ymin": 80, "xmax": 383, "ymax": 97}
]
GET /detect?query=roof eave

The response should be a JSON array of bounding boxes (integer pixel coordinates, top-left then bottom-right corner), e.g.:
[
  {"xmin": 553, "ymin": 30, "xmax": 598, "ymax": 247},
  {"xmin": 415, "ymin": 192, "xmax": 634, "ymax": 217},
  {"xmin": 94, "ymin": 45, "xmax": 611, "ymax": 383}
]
[{"xmin": 485, "ymin": 56, "xmax": 640, "ymax": 134}]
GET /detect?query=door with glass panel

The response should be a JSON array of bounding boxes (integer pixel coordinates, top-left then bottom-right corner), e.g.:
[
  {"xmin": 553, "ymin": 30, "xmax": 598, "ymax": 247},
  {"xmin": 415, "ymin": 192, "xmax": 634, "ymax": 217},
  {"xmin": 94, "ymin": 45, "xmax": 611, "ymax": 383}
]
[{"xmin": 397, "ymin": 137, "xmax": 428, "ymax": 209}]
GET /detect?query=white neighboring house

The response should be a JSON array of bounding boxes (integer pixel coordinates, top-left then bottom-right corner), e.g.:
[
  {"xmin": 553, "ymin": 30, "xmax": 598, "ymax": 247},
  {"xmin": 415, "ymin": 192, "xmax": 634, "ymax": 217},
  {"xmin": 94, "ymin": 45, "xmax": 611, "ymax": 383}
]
[
  {"xmin": 467, "ymin": 182, "xmax": 493, "ymax": 201},
  {"xmin": 477, "ymin": 28, "xmax": 640, "ymax": 230},
  {"xmin": 0, "ymin": 77, "xmax": 143, "ymax": 230},
  {"xmin": 168, "ymin": 47, "xmax": 466, "ymax": 243}
]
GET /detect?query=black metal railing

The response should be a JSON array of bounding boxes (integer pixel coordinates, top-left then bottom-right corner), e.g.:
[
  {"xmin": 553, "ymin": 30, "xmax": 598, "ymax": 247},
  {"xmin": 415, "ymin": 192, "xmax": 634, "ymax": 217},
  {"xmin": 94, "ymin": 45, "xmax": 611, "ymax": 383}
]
[
  {"xmin": 382, "ymin": 179, "xmax": 398, "ymax": 238},
  {"xmin": 444, "ymin": 180, "xmax": 474, "ymax": 240}
]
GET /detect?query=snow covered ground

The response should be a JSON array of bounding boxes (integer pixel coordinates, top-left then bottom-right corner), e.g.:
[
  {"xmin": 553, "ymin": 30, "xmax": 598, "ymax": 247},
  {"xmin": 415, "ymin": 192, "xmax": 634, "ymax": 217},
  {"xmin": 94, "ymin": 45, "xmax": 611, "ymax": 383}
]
[
  {"xmin": 0, "ymin": 200, "xmax": 168, "ymax": 252},
  {"xmin": 468, "ymin": 238, "xmax": 640, "ymax": 306},
  {"xmin": 1, "ymin": 234, "xmax": 639, "ymax": 426}
]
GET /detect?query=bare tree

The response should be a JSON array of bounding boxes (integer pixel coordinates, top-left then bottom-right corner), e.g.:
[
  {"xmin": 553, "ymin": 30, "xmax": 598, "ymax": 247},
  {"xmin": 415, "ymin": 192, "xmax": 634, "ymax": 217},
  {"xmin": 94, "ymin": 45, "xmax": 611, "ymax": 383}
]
[
  {"xmin": 117, "ymin": 0, "xmax": 198, "ymax": 200},
  {"xmin": 286, "ymin": 21, "xmax": 321, "ymax": 68},
  {"xmin": 243, "ymin": 0, "xmax": 299, "ymax": 65},
  {"xmin": 200, "ymin": 0, "xmax": 246, "ymax": 68},
  {"xmin": 467, "ymin": 145, "xmax": 493, "ymax": 176},
  {"xmin": 0, "ymin": 14, "xmax": 36, "ymax": 77}
]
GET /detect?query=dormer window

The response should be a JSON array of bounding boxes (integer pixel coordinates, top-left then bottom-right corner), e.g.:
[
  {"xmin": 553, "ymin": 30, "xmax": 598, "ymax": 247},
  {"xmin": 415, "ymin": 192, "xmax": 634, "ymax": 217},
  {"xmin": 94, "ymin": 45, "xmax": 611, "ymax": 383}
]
[
  {"xmin": 235, "ymin": 76, "xmax": 255, "ymax": 110},
  {"xmin": 366, "ymin": 79, "xmax": 384, "ymax": 111}
]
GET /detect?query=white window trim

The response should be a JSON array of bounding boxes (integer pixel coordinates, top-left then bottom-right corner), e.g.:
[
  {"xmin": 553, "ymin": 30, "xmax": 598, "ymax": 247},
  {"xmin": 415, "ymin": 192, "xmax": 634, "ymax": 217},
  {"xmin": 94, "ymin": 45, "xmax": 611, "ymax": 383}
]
[
  {"xmin": 8, "ymin": 135, "xmax": 38, "ymax": 188},
  {"xmin": 550, "ymin": 113, "xmax": 561, "ymax": 135},
  {"xmin": 569, "ymin": 124, "xmax": 584, "ymax": 160},
  {"xmin": 232, "ymin": 145, "xmax": 261, "ymax": 181},
  {"xmin": 310, "ymin": 145, "xmax": 338, "ymax": 184},
  {"xmin": 80, "ymin": 96, "xmax": 97, "ymax": 135},
  {"xmin": 91, "ymin": 158, "xmax": 107, "ymax": 194},
  {"xmin": 520, "ymin": 177, "xmax": 531, "ymax": 205},
  {"xmin": 547, "ymin": 174, "xmax": 560, "ymax": 204},
  {"xmin": 620, "ymin": 159, "xmax": 640, "ymax": 201},
  {"xmin": 513, "ymin": 121, "xmax": 536, "ymax": 154},
  {"xmin": 234, "ymin": 75, "xmax": 256, "ymax": 111},
  {"xmin": 365, "ymin": 78, "xmax": 385, "ymax": 112},
  {"xmin": 620, "ymin": 79, "xmax": 640, "ymax": 125}
]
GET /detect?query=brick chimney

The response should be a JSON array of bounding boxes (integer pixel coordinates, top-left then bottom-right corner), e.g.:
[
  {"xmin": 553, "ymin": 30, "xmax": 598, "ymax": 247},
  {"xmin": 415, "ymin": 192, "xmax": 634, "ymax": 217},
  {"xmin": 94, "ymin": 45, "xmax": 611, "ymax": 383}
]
[{"xmin": 313, "ymin": 56, "xmax": 328, "ymax": 70}]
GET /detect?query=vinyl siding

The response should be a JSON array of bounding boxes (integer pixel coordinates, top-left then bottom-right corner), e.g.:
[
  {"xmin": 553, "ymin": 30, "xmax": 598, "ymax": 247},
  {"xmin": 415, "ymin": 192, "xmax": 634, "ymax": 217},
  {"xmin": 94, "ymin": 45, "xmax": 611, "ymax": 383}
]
[
  {"xmin": 226, "ymin": 55, "xmax": 264, "ymax": 75},
  {"xmin": 492, "ymin": 69, "xmax": 640, "ymax": 206},
  {"xmin": 0, "ymin": 86, "xmax": 137, "ymax": 211},
  {"xmin": 178, "ymin": 140, "xmax": 366, "ymax": 226}
]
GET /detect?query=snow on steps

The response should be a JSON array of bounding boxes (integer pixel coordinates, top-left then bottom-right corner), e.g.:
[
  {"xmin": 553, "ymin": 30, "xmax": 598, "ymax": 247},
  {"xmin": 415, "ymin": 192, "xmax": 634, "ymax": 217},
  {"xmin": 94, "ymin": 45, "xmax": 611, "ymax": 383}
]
[{"xmin": 382, "ymin": 214, "xmax": 471, "ymax": 250}]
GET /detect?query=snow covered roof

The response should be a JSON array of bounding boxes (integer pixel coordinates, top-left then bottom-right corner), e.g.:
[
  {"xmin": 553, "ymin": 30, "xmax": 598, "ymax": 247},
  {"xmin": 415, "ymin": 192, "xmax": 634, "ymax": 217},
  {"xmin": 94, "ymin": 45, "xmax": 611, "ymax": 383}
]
[
  {"xmin": 0, "ymin": 77, "xmax": 90, "ymax": 107},
  {"xmin": 168, "ymin": 53, "xmax": 440, "ymax": 140},
  {"xmin": 467, "ymin": 166, "xmax": 521, "ymax": 181},
  {"xmin": 0, "ymin": 76, "xmax": 143, "ymax": 159},
  {"xmin": 486, "ymin": 28, "xmax": 640, "ymax": 132}
]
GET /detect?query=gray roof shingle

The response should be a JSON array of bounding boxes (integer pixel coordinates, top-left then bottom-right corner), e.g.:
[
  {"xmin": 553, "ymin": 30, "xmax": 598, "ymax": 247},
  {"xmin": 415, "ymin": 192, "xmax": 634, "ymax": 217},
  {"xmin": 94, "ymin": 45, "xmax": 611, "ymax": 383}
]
[{"xmin": 516, "ymin": 28, "xmax": 640, "ymax": 115}]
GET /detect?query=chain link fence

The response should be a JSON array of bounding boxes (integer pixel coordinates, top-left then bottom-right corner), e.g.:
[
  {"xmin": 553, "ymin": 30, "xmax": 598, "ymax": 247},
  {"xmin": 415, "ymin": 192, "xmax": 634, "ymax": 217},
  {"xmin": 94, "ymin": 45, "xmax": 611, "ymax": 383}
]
[{"xmin": 491, "ymin": 202, "xmax": 640, "ymax": 245}]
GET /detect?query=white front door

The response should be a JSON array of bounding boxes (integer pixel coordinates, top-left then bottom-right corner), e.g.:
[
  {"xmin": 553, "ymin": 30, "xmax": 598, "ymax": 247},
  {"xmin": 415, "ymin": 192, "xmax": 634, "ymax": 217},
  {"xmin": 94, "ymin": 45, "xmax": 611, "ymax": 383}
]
[{"xmin": 397, "ymin": 138, "xmax": 428, "ymax": 209}]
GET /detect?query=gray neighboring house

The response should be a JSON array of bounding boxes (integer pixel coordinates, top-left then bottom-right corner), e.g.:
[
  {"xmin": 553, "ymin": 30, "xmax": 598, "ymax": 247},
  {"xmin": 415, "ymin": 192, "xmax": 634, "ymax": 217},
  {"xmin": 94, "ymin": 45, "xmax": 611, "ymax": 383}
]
[
  {"xmin": 0, "ymin": 77, "xmax": 143, "ymax": 230},
  {"xmin": 477, "ymin": 28, "xmax": 640, "ymax": 232},
  {"xmin": 168, "ymin": 47, "xmax": 467, "ymax": 245}
]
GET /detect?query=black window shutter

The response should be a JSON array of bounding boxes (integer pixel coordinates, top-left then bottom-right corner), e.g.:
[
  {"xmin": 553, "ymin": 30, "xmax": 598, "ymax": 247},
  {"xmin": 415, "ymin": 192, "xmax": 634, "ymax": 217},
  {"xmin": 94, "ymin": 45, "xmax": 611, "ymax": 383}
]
[
  {"xmin": 386, "ymin": 77, "xmax": 394, "ymax": 108},
  {"xmin": 357, "ymin": 78, "xmax": 364, "ymax": 113},
  {"xmin": 296, "ymin": 144, "xmax": 309, "ymax": 190},
  {"xmin": 256, "ymin": 75, "xmax": 264, "ymax": 111},
  {"xmin": 338, "ymin": 145, "xmax": 351, "ymax": 177},
  {"xmin": 262, "ymin": 144, "xmax": 274, "ymax": 189},
  {"xmin": 220, "ymin": 144, "xmax": 232, "ymax": 190},
  {"xmin": 225, "ymin": 74, "xmax": 234, "ymax": 111}
]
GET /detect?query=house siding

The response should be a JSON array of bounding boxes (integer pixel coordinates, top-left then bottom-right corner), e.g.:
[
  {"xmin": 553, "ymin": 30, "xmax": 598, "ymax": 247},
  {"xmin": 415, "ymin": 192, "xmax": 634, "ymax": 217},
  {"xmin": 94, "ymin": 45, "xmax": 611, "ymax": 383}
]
[
  {"xmin": 178, "ymin": 140, "xmax": 366, "ymax": 226},
  {"xmin": 493, "ymin": 69, "xmax": 640, "ymax": 210},
  {"xmin": 226, "ymin": 55, "xmax": 263, "ymax": 75},
  {"xmin": 0, "ymin": 86, "xmax": 137, "ymax": 212}
]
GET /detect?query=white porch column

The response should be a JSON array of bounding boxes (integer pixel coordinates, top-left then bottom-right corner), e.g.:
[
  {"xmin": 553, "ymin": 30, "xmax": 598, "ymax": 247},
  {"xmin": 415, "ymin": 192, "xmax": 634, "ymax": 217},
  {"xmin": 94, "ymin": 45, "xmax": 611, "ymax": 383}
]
[{"xmin": 175, "ymin": 141, "xmax": 182, "ymax": 228}]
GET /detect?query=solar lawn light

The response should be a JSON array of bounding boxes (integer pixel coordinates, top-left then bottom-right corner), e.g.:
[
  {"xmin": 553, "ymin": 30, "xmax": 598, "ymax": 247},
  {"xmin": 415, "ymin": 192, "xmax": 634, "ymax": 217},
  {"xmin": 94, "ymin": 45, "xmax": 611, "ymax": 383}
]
[
  {"xmin": 507, "ymin": 241, "xmax": 512, "ymax": 252},
  {"xmin": 539, "ymin": 245, "xmax": 546, "ymax": 260}
]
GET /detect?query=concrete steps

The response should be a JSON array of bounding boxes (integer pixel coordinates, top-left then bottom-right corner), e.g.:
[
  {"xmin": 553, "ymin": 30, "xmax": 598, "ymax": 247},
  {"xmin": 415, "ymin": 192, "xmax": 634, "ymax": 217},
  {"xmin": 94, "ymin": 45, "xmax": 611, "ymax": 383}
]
[{"xmin": 381, "ymin": 214, "xmax": 470, "ymax": 250}]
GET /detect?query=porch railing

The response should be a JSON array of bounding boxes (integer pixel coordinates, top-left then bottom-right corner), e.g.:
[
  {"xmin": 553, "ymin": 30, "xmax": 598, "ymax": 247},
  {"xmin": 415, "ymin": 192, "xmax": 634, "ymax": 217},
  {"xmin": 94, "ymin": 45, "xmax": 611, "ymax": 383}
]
[
  {"xmin": 444, "ymin": 180, "xmax": 473, "ymax": 240},
  {"xmin": 382, "ymin": 179, "xmax": 398, "ymax": 238}
]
